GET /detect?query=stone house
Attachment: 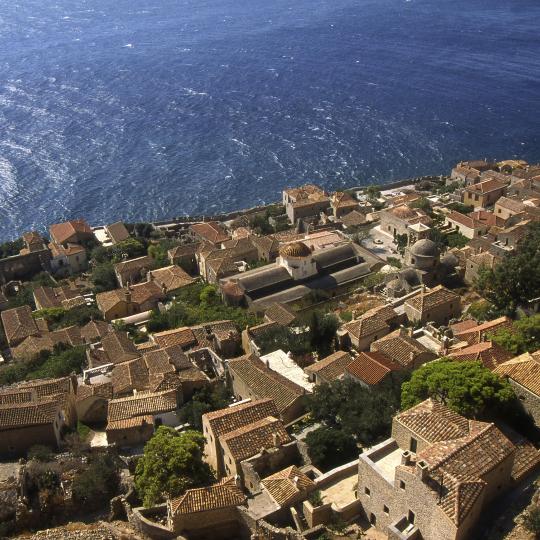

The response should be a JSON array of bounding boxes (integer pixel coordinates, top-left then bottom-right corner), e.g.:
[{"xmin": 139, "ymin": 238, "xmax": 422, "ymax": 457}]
[
  {"xmin": 452, "ymin": 316, "xmax": 513, "ymax": 345},
  {"xmin": 167, "ymin": 477, "xmax": 246, "ymax": 538},
  {"xmin": 331, "ymin": 192, "xmax": 358, "ymax": 219},
  {"xmin": 379, "ymin": 205, "xmax": 432, "ymax": 240},
  {"xmin": 106, "ymin": 389, "xmax": 179, "ymax": 446},
  {"xmin": 489, "ymin": 219, "xmax": 532, "ymax": 250},
  {"xmin": 464, "ymin": 251, "xmax": 500, "ymax": 285},
  {"xmin": 190, "ymin": 221, "xmax": 230, "ymax": 246},
  {"xmin": 339, "ymin": 305, "xmax": 400, "ymax": 351},
  {"xmin": 168, "ymin": 243, "xmax": 200, "ymax": 275},
  {"xmin": 0, "ymin": 376, "xmax": 78, "ymax": 457},
  {"xmin": 1, "ymin": 305, "xmax": 41, "ymax": 347},
  {"xmin": 260, "ymin": 465, "xmax": 315, "ymax": 510},
  {"xmin": 370, "ymin": 328, "xmax": 436, "ymax": 370},
  {"xmin": 49, "ymin": 219, "xmax": 94, "ymax": 246},
  {"xmin": 33, "ymin": 284, "xmax": 86, "ymax": 311},
  {"xmin": 0, "ymin": 400, "xmax": 64, "ymax": 458},
  {"xmin": 146, "ymin": 264, "xmax": 194, "ymax": 295},
  {"xmin": 462, "ymin": 178, "xmax": 507, "ymax": 209},
  {"xmin": 250, "ymin": 234, "xmax": 281, "ymax": 262},
  {"xmin": 227, "ymin": 354, "xmax": 307, "ymax": 424},
  {"xmin": 404, "ymin": 285, "xmax": 461, "ymax": 326},
  {"xmin": 263, "ymin": 302, "xmax": 297, "ymax": 327},
  {"xmin": 104, "ymin": 221, "xmax": 130, "ymax": 245},
  {"xmin": 11, "ymin": 325, "xmax": 83, "ymax": 360},
  {"xmin": 448, "ymin": 341, "xmax": 513, "ymax": 371},
  {"xmin": 202, "ymin": 398, "xmax": 281, "ymax": 478},
  {"xmin": 357, "ymin": 399, "xmax": 540, "ymax": 540},
  {"xmin": 305, "ymin": 350, "xmax": 354, "ymax": 385},
  {"xmin": 444, "ymin": 211, "xmax": 491, "ymax": 239},
  {"xmin": 344, "ymin": 351, "xmax": 403, "ymax": 388},
  {"xmin": 494, "ymin": 197, "xmax": 527, "ymax": 221},
  {"xmin": 96, "ymin": 281, "xmax": 165, "ymax": 321},
  {"xmin": 80, "ymin": 319, "xmax": 111, "ymax": 344},
  {"xmin": 495, "ymin": 351, "xmax": 540, "ymax": 427},
  {"xmin": 282, "ymin": 184, "xmax": 331, "ymax": 224},
  {"xmin": 49, "ymin": 242, "xmax": 88, "ymax": 275},
  {"xmin": 114, "ymin": 255, "xmax": 154, "ymax": 287},
  {"xmin": 220, "ymin": 416, "xmax": 292, "ymax": 480}
]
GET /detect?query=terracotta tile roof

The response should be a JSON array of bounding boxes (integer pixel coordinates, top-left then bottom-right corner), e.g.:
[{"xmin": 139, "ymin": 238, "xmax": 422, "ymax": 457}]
[
  {"xmin": 107, "ymin": 389, "xmax": 178, "ymax": 423},
  {"xmin": 204, "ymin": 398, "xmax": 279, "ymax": 438},
  {"xmin": 152, "ymin": 327, "xmax": 197, "ymax": 349},
  {"xmin": 250, "ymin": 234, "xmax": 280, "ymax": 257},
  {"xmin": 446, "ymin": 211, "xmax": 481, "ymax": 230},
  {"xmin": 331, "ymin": 191, "xmax": 357, "ymax": 209},
  {"xmin": 80, "ymin": 320, "xmax": 111, "ymax": 343},
  {"xmin": 305, "ymin": 351, "xmax": 353, "ymax": 382},
  {"xmin": 143, "ymin": 345, "xmax": 189, "ymax": 374},
  {"xmin": 264, "ymin": 303, "xmax": 297, "ymax": 326},
  {"xmin": 341, "ymin": 210, "xmax": 366, "ymax": 227},
  {"xmin": 112, "ymin": 357, "xmax": 150, "ymax": 396},
  {"xmin": 395, "ymin": 399, "xmax": 470, "ymax": 443},
  {"xmin": 49, "ymin": 219, "xmax": 92, "ymax": 245},
  {"xmin": 113, "ymin": 255, "xmax": 153, "ymax": 278},
  {"xmin": 0, "ymin": 389, "xmax": 35, "ymax": 405},
  {"xmin": 494, "ymin": 351, "xmax": 540, "ymax": 396},
  {"xmin": 450, "ymin": 320, "xmax": 478, "ymax": 334},
  {"xmin": 405, "ymin": 285, "xmax": 460, "ymax": 315},
  {"xmin": 107, "ymin": 415, "xmax": 154, "ymax": 431},
  {"xmin": 191, "ymin": 221, "xmax": 230, "ymax": 245},
  {"xmin": 76, "ymin": 382, "xmax": 113, "ymax": 402},
  {"xmin": 345, "ymin": 351, "xmax": 401, "ymax": 385},
  {"xmin": 262, "ymin": 466, "xmax": 315, "ymax": 507},
  {"xmin": 495, "ymin": 197, "xmax": 525, "ymax": 213},
  {"xmin": 169, "ymin": 477, "xmax": 246, "ymax": 515},
  {"xmin": 87, "ymin": 348, "xmax": 111, "ymax": 369},
  {"xmin": 343, "ymin": 305, "xmax": 395, "ymax": 339},
  {"xmin": 33, "ymin": 285, "xmax": 83, "ymax": 310},
  {"xmin": 221, "ymin": 416, "xmax": 291, "ymax": 462},
  {"xmin": 147, "ymin": 265, "xmax": 194, "ymax": 292},
  {"xmin": 453, "ymin": 316, "xmax": 513, "ymax": 345},
  {"xmin": 105, "ymin": 221, "xmax": 130, "ymax": 244},
  {"xmin": 448, "ymin": 341, "xmax": 513, "ymax": 370},
  {"xmin": 465, "ymin": 178, "xmax": 507, "ymax": 194},
  {"xmin": 228, "ymin": 354, "xmax": 305, "ymax": 414},
  {"xmin": 14, "ymin": 376, "xmax": 74, "ymax": 399},
  {"xmin": 101, "ymin": 330, "xmax": 140, "ymax": 364},
  {"xmin": 11, "ymin": 326, "xmax": 83, "ymax": 359},
  {"xmin": 1, "ymin": 305, "xmax": 40, "ymax": 346},
  {"xmin": 0, "ymin": 398, "xmax": 61, "ymax": 430},
  {"xmin": 168, "ymin": 243, "xmax": 200, "ymax": 259},
  {"xmin": 371, "ymin": 329, "xmax": 433, "ymax": 367}
]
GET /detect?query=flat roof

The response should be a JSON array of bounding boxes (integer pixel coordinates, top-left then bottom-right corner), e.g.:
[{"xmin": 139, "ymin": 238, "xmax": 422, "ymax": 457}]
[{"xmin": 260, "ymin": 349, "xmax": 314, "ymax": 392}]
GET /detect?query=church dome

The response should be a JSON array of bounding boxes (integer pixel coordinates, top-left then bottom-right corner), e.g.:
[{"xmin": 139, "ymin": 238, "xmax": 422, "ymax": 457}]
[
  {"xmin": 441, "ymin": 252, "xmax": 459, "ymax": 268},
  {"xmin": 410, "ymin": 238, "xmax": 439, "ymax": 258},
  {"xmin": 279, "ymin": 241, "xmax": 312, "ymax": 258}
]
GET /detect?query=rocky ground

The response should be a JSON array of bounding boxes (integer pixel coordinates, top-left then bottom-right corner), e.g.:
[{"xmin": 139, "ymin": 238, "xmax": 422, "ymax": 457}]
[{"xmin": 13, "ymin": 521, "xmax": 144, "ymax": 540}]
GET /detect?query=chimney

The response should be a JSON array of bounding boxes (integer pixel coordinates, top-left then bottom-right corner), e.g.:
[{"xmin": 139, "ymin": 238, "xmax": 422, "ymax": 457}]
[
  {"xmin": 272, "ymin": 433, "xmax": 279, "ymax": 447},
  {"xmin": 293, "ymin": 476, "xmax": 299, "ymax": 487},
  {"xmin": 124, "ymin": 288, "xmax": 132, "ymax": 304},
  {"xmin": 401, "ymin": 450, "xmax": 411, "ymax": 466},
  {"xmin": 234, "ymin": 474, "xmax": 242, "ymax": 488},
  {"xmin": 416, "ymin": 460, "xmax": 429, "ymax": 482}
]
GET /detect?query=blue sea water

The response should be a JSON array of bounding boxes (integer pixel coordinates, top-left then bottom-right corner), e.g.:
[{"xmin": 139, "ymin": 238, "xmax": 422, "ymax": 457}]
[{"xmin": 0, "ymin": 0, "xmax": 539, "ymax": 239}]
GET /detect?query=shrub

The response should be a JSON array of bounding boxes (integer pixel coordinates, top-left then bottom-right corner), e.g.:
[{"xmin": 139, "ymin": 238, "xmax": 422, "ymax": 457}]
[
  {"xmin": 523, "ymin": 506, "xmax": 540, "ymax": 537},
  {"xmin": 28, "ymin": 444, "xmax": 54, "ymax": 462}
]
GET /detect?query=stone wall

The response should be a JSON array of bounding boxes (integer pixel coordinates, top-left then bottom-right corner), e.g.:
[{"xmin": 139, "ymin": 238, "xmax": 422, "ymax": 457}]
[
  {"xmin": 0, "ymin": 249, "xmax": 51, "ymax": 285},
  {"xmin": 508, "ymin": 379, "xmax": 540, "ymax": 427}
]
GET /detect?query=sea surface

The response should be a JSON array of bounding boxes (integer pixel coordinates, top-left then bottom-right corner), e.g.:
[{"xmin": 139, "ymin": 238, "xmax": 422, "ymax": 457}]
[{"xmin": 0, "ymin": 0, "xmax": 539, "ymax": 239}]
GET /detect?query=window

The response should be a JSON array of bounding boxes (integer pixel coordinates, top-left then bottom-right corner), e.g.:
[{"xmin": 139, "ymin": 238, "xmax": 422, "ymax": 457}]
[
  {"xmin": 364, "ymin": 487, "xmax": 371, "ymax": 496},
  {"xmin": 408, "ymin": 510, "xmax": 415, "ymax": 524},
  {"xmin": 383, "ymin": 505, "xmax": 389, "ymax": 515},
  {"xmin": 399, "ymin": 480, "xmax": 406, "ymax": 490},
  {"xmin": 409, "ymin": 438, "xmax": 418, "ymax": 453},
  {"xmin": 370, "ymin": 513, "xmax": 376, "ymax": 525}
]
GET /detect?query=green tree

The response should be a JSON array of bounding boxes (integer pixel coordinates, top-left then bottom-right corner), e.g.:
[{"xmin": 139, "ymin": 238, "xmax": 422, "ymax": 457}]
[
  {"xmin": 110, "ymin": 238, "xmax": 147, "ymax": 262},
  {"xmin": 365, "ymin": 185, "xmax": 381, "ymax": 200},
  {"xmin": 410, "ymin": 197, "xmax": 432, "ymax": 215},
  {"xmin": 135, "ymin": 427, "xmax": 214, "ymax": 506},
  {"xmin": 0, "ymin": 237, "xmax": 24, "ymax": 259},
  {"xmin": 467, "ymin": 300, "xmax": 496, "ymax": 322},
  {"xmin": 446, "ymin": 231, "xmax": 469, "ymax": 249},
  {"xmin": 447, "ymin": 202, "xmax": 474, "ymax": 214},
  {"xmin": 91, "ymin": 262, "xmax": 117, "ymax": 293},
  {"xmin": 401, "ymin": 359, "xmax": 515, "ymax": 418},
  {"xmin": 309, "ymin": 311, "xmax": 339, "ymax": 357},
  {"xmin": 178, "ymin": 386, "xmax": 231, "ymax": 430},
  {"xmin": 394, "ymin": 233, "xmax": 408, "ymax": 255},
  {"xmin": 305, "ymin": 427, "xmax": 358, "ymax": 471},
  {"xmin": 490, "ymin": 314, "xmax": 540, "ymax": 355},
  {"xmin": 307, "ymin": 378, "xmax": 402, "ymax": 447},
  {"xmin": 475, "ymin": 223, "xmax": 540, "ymax": 315}
]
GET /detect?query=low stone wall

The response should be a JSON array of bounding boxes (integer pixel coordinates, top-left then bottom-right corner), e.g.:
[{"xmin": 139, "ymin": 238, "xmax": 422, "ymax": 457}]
[
  {"xmin": 130, "ymin": 504, "xmax": 176, "ymax": 540},
  {"xmin": 314, "ymin": 459, "xmax": 359, "ymax": 490}
]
